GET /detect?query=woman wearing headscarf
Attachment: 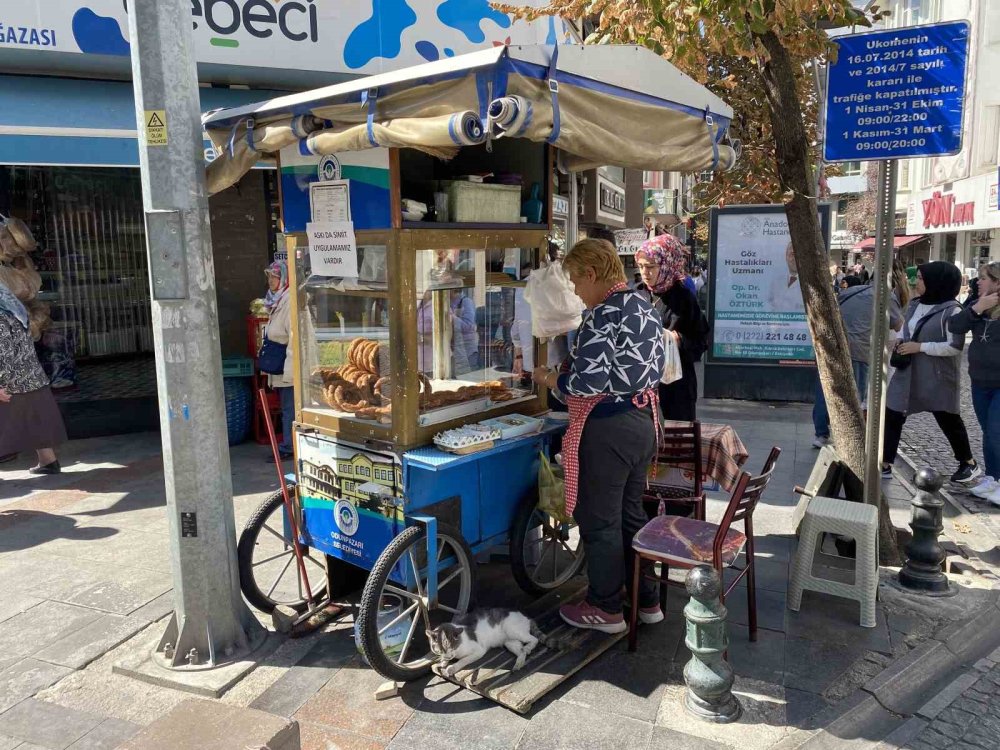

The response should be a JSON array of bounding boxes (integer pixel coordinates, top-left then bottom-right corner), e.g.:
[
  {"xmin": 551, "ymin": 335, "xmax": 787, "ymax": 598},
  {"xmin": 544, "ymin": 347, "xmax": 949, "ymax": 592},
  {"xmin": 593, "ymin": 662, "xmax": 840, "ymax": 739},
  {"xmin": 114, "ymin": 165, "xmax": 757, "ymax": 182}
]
[
  {"xmin": 636, "ymin": 234, "xmax": 705, "ymax": 421},
  {"xmin": 0, "ymin": 280, "xmax": 67, "ymax": 472},
  {"xmin": 262, "ymin": 261, "xmax": 294, "ymax": 461},
  {"xmin": 949, "ymin": 262, "xmax": 1000, "ymax": 504},
  {"xmin": 882, "ymin": 262, "xmax": 980, "ymax": 484}
]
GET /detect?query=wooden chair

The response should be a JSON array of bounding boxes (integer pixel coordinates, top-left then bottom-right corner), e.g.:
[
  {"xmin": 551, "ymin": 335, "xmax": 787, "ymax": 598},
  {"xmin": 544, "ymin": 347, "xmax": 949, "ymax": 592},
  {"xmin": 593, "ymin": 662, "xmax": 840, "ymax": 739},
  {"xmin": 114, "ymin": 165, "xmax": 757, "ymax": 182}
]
[
  {"xmin": 628, "ymin": 446, "xmax": 782, "ymax": 651},
  {"xmin": 643, "ymin": 421, "xmax": 706, "ymax": 522}
]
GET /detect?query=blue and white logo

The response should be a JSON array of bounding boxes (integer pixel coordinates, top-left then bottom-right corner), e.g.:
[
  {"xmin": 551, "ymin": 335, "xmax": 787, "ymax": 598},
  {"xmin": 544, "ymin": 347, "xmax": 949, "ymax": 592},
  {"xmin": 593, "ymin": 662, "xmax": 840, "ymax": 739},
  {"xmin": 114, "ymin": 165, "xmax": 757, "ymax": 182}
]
[
  {"xmin": 334, "ymin": 499, "xmax": 359, "ymax": 537},
  {"xmin": 318, "ymin": 155, "xmax": 342, "ymax": 182}
]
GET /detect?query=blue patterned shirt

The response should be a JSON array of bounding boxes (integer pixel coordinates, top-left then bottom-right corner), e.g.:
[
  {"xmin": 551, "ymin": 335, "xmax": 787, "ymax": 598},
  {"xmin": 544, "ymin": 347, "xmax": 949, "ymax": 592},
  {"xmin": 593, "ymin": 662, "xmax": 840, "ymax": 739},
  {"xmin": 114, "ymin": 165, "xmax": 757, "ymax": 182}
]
[{"xmin": 557, "ymin": 290, "xmax": 664, "ymax": 411}]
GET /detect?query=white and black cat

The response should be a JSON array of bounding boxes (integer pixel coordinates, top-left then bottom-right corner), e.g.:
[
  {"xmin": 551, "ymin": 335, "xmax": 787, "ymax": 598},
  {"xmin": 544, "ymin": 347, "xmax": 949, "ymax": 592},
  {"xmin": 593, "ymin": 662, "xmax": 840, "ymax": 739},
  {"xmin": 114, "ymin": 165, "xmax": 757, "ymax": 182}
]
[{"xmin": 427, "ymin": 608, "xmax": 555, "ymax": 677}]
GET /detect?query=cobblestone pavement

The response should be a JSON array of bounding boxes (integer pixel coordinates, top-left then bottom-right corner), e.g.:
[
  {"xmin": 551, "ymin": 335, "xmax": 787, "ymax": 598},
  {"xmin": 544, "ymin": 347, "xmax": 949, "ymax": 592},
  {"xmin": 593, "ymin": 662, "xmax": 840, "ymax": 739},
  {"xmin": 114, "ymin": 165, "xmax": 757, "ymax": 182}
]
[{"xmin": 905, "ymin": 660, "xmax": 1000, "ymax": 750}]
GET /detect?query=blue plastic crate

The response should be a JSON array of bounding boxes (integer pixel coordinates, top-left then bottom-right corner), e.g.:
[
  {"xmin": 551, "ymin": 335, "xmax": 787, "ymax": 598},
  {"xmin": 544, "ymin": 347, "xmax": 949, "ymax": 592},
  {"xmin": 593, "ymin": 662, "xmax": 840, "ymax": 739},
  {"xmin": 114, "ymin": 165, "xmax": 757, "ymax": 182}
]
[
  {"xmin": 223, "ymin": 376, "xmax": 252, "ymax": 445},
  {"xmin": 222, "ymin": 355, "xmax": 254, "ymax": 378}
]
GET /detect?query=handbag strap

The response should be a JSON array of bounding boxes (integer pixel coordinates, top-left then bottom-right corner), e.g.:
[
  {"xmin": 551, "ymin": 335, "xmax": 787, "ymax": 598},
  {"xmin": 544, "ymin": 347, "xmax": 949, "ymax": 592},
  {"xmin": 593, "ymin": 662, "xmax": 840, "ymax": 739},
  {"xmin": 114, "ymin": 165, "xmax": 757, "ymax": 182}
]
[{"xmin": 906, "ymin": 302, "xmax": 958, "ymax": 342}]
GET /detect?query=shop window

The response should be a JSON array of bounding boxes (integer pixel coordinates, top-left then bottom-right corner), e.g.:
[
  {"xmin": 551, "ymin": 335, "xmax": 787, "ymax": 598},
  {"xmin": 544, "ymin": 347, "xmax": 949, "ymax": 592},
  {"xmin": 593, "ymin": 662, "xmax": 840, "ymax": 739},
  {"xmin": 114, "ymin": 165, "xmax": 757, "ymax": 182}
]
[
  {"xmin": 942, "ymin": 233, "xmax": 957, "ymax": 264},
  {"xmin": 835, "ymin": 199, "xmax": 849, "ymax": 233}
]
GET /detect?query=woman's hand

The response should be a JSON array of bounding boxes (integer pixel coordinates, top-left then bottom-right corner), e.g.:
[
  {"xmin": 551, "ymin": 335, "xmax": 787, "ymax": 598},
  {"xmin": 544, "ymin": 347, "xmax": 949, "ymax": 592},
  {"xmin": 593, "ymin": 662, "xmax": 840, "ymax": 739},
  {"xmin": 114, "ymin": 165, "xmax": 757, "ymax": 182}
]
[
  {"xmin": 973, "ymin": 293, "xmax": 999, "ymax": 316},
  {"xmin": 896, "ymin": 341, "xmax": 922, "ymax": 356},
  {"xmin": 0, "ymin": 388, "xmax": 10, "ymax": 403},
  {"xmin": 531, "ymin": 366, "xmax": 553, "ymax": 387}
]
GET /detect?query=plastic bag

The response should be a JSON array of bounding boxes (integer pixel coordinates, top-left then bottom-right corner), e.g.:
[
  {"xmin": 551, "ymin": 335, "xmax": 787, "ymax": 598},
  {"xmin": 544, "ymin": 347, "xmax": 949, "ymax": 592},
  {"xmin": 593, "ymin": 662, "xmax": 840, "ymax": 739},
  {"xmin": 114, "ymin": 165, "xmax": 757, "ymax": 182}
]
[
  {"xmin": 538, "ymin": 452, "xmax": 572, "ymax": 524},
  {"xmin": 661, "ymin": 330, "xmax": 683, "ymax": 385},
  {"xmin": 524, "ymin": 262, "xmax": 584, "ymax": 339}
]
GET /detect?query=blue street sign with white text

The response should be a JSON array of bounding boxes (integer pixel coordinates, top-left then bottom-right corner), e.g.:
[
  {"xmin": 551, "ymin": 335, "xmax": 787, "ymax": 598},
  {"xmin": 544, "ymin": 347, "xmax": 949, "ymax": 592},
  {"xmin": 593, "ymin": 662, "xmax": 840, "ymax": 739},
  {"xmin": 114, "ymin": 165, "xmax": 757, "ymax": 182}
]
[{"xmin": 824, "ymin": 21, "xmax": 969, "ymax": 162}]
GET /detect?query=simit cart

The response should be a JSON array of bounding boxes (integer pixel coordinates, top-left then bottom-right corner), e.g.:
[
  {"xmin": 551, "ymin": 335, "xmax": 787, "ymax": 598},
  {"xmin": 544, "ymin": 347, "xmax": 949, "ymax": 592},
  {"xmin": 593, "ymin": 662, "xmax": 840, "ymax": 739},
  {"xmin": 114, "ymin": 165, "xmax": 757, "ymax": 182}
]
[{"xmin": 203, "ymin": 43, "xmax": 735, "ymax": 697}]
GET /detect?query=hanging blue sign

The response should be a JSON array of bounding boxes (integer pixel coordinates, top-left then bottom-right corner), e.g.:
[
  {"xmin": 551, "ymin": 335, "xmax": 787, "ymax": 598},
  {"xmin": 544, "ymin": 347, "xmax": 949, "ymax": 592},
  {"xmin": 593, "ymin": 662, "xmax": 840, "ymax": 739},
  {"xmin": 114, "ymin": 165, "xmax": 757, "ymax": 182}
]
[{"xmin": 824, "ymin": 21, "xmax": 969, "ymax": 162}]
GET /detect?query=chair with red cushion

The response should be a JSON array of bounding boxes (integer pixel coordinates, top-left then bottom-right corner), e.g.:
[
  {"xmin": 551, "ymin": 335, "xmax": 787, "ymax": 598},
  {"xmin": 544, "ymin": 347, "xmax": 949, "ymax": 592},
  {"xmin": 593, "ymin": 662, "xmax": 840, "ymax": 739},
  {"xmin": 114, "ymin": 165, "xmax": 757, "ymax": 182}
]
[
  {"xmin": 628, "ymin": 446, "xmax": 782, "ymax": 651},
  {"xmin": 643, "ymin": 421, "xmax": 705, "ymax": 522}
]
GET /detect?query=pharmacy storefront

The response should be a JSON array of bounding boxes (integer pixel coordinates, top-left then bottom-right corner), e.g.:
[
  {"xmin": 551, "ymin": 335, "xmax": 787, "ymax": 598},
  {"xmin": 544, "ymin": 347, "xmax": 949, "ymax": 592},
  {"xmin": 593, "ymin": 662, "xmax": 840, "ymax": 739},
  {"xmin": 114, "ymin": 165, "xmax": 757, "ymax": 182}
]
[{"xmin": 905, "ymin": 170, "xmax": 1000, "ymax": 273}]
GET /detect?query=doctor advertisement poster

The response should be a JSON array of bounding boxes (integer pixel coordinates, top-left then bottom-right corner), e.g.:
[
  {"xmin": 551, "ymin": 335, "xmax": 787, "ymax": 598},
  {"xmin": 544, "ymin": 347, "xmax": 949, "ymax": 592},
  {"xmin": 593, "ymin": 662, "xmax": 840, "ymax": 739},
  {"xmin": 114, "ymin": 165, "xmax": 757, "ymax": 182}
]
[{"xmin": 708, "ymin": 204, "xmax": 831, "ymax": 365}]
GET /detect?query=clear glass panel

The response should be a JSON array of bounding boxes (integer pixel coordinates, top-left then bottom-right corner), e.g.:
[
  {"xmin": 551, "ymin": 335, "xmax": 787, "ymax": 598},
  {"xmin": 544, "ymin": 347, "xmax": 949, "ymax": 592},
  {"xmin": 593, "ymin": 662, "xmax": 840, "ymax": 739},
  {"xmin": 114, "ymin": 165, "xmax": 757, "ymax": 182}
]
[
  {"xmin": 414, "ymin": 247, "xmax": 538, "ymax": 426},
  {"xmin": 296, "ymin": 243, "xmax": 392, "ymax": 424}
]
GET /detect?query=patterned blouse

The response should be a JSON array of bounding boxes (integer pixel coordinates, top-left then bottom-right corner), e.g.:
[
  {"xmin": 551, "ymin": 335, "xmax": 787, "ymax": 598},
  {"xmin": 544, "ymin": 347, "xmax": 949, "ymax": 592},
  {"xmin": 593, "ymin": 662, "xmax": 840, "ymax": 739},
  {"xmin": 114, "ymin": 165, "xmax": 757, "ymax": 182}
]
[
  {"xmin": 556, "ymin": 289, "xmax": 665, "ymax": 407},
  {"xmin": 0, "ymin": 310, "xmax": 49, "ymax": 395}
]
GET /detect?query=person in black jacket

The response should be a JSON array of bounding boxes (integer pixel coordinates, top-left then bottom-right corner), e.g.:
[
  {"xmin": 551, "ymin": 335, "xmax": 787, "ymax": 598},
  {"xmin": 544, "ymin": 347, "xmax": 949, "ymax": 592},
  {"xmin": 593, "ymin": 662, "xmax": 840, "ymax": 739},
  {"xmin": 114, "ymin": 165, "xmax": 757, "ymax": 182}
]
[{"xmin": 636, "ymin": 234, "xmax": 705, "ymax": 421}]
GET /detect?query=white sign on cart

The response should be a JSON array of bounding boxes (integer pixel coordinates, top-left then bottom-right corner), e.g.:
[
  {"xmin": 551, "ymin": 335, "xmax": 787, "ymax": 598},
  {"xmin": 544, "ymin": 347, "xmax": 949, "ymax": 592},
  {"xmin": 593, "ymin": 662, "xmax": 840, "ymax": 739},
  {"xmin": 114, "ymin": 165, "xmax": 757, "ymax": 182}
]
[{"xmin": 307, "ymin": 222, "xmax": 358, "ymax": 278}]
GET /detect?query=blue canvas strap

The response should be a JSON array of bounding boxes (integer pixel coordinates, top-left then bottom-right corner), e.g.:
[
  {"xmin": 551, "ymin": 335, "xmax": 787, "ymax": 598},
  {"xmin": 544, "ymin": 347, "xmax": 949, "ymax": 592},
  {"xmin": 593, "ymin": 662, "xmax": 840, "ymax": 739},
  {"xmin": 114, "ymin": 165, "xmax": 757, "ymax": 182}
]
[
  {"xmin": 362, "ymin": 88, "xmax": 379, "ymax": 148},
  {"xmin": 545, "ymin": 45, "xmax": 560, "ymax": 145},
  {"xmin": 704, "ymin": 109, "xmax": 719, "ymax": 171},
  {"xmin": 244, "ymin": 118, "xmax": 257, "ymax": 152},
  {"xmin": 226, "ymin": 121, "xmax": 241, "ymax": 157}
]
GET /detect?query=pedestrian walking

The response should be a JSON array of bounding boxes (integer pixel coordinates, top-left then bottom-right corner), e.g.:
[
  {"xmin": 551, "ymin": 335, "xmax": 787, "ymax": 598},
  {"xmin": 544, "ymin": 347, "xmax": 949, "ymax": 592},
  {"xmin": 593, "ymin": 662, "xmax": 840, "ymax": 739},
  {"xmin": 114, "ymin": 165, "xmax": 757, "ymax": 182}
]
[
  {"xmin": 882, "ymin": 262, "xmax": 981, "ymax": 484},
  {"xmin": 261, "ymin": 261, "xmax": 294, "ymax": 462},
  {"xmin": 531, "ymin": 238, "xmax": 664, "ymax": 633},
  {"xmin": 636, "ymin": 233, "xmax": 707, "ymax": 422},
  {"xmin": 0, "ymin": 280, "xmax": 67, "ymax": 473},
  {"xmin": 813, "ymin": 280, "xmax": 903, "ymax": 448},
  {"xmin": 949, "ymin": 261, "xmax": 1000, "ymax": 504}
]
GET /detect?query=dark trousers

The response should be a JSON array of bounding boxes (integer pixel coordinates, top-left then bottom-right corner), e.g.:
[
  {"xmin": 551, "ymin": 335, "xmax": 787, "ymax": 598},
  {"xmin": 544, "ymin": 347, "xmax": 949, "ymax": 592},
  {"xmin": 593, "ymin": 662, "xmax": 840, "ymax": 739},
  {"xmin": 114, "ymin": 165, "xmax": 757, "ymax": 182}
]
[
  {"xmin": 574, "ymin": 407, "xmax": 658, "ymax": 613},
  {"xmin": 882, "ymin": 408, "xmax": 974, "ymax": 465},
  {"xmin": 277, "ymin": 386, "xmax": 294, "ymax": 454}
]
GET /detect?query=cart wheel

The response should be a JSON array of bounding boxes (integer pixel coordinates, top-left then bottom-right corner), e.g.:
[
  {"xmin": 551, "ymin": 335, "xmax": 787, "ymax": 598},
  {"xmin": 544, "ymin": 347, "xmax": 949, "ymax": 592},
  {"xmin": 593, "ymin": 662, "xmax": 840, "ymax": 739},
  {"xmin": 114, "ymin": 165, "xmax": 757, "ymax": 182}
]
[
  {"xmin": 357, "ymin": 523, "xmax": 476, "ymax": 682},
  {"xmin": 510, "ymin": 493, "xmax": 585, "ymax": 596},
  {"xmin": 238, "ymin": 489, "xmax": 333, "ymax": 614}
]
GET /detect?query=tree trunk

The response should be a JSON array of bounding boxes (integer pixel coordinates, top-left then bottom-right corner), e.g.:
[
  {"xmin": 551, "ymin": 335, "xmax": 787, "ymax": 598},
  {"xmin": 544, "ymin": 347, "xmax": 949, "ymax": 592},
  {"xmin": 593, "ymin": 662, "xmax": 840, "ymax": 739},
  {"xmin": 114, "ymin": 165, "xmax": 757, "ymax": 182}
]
[{"xmin": 757, "ymin": 31, "xmax": 900, "ymax": 565}]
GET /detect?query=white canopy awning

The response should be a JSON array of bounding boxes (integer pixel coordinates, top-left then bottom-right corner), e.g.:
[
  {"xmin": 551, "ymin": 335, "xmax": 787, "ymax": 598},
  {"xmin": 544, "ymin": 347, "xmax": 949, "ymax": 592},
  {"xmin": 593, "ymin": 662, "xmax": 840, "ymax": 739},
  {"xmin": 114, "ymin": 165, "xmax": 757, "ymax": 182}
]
[{"xmin": 203, "ymin": 45, "xmax": 736, "ymax": 195}]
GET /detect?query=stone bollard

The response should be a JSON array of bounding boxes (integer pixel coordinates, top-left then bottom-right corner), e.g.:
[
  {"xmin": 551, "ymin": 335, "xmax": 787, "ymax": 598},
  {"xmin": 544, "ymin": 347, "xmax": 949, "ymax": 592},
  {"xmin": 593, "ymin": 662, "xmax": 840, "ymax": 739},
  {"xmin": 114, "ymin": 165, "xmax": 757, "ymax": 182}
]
[
  {"xmin": 898, "ymin": 468, "xmax": 950, "ymax": 594},
  {"xmin": 682, "ymin": 565, "xmax": 741, "ymax": 723}
]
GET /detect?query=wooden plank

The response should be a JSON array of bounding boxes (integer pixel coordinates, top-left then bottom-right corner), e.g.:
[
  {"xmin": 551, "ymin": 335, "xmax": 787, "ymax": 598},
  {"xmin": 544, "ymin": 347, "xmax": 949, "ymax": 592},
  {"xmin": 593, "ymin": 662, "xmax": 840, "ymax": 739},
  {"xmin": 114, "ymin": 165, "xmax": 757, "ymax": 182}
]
[{"xmin": 431, "ymin": 582, "xmax": 627, "ymax": 714}]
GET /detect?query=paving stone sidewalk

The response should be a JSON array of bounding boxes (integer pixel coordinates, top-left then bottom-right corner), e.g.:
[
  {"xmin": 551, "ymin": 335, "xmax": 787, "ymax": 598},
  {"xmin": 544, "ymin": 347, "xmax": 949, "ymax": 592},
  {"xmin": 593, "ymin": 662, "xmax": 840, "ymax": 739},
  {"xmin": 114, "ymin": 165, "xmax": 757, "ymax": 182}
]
[
  {"xmin": 0, "ymin": 400, "xmax": 997, "ymax": 750},
  {"xmin": 898, "ymin": 649, "xmax": 1000, "ymax": 750}
]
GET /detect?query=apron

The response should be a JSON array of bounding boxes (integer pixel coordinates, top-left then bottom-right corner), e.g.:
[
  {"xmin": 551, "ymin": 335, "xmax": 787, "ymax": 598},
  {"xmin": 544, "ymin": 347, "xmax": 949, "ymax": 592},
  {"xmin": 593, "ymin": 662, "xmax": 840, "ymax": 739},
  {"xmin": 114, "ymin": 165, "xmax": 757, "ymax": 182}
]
[{"xmin": 560, "ymin": 283, "xmax": 662, "ymax": 515}]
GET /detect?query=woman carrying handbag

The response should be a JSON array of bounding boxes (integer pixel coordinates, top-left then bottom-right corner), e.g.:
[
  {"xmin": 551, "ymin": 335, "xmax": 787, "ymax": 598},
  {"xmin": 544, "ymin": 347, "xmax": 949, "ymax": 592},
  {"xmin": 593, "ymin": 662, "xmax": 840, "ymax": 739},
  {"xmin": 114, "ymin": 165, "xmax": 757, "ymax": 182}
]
[{"xmin": 881, "ymin": 262, "xmax": 979, "ymax": 484}]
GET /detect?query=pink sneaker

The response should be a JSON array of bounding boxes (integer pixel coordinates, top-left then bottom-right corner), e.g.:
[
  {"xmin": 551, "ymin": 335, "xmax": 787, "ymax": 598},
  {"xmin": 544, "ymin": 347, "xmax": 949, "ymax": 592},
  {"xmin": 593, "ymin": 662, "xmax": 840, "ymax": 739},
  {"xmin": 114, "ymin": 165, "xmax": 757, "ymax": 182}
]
[
  {"xmin": 559, "ymin": 601, "xmax": 628, "ymax": 633},
  {"xmin": 639, "ymin": 605, "xmax": 664, "ymax": 625}
]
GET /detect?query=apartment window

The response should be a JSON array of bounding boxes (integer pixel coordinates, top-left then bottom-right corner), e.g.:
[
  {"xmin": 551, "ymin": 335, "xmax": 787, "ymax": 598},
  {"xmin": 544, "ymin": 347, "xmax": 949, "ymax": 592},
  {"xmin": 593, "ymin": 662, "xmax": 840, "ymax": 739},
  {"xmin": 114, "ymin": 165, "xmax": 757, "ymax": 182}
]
[
  {"xmin": 975, "ymin": 105, "xmax": 1000, "ymax": 168},
  {"xmin": 842, "ymin": 161, "xmax": 863, "ymax": 177},
  {"xmin": 835, "ymin": 199, "xmax": 849, "ymax": 232},
  {"xmin": 897, "ymin": 160, "xmax": 911, "ymax": 191},
  {"xmin": 896, "ymin": 0, "xmax": 929, "ymax": 27}
]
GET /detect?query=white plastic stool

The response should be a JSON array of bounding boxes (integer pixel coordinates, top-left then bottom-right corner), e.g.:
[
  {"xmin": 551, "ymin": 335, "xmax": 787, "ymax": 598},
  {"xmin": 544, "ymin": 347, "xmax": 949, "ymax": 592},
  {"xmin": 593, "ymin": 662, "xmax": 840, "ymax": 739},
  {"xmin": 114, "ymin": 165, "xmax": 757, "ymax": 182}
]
[{"xmin": 787, "ymin": 496, "xmax": 879, "ymax": 628}]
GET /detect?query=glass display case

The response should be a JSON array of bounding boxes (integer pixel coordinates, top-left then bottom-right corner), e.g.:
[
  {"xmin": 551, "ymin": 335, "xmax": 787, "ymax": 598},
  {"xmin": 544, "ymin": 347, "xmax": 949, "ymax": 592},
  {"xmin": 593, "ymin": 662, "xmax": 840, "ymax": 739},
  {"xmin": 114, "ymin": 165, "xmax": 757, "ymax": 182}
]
[{"xmin": 291, "ymin": 228, "xmax": 548, "ymax": 449}]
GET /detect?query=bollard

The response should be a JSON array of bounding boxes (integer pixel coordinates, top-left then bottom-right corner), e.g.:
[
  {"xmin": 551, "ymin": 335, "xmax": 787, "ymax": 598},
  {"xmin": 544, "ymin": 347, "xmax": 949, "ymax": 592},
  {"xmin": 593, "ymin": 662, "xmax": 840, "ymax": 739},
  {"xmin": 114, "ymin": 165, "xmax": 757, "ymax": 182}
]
[
  {"xmin": 898, "ymin": 469, "xmax": 949, "ymax": 594},
  {"xmin": 682, "ymin": 565, "xmax": 741, "ymax": 723}
]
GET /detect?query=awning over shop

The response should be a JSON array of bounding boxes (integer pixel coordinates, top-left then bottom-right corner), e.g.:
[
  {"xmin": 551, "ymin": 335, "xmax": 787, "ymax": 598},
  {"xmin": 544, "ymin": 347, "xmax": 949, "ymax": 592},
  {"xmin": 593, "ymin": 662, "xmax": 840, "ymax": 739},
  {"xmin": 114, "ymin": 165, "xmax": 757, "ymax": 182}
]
[
  {"xmin": 202, "ymin": 45, "xmax": 736, "ymax": 195},
  {"xmin": 0, "ymin": 75, "xmax": 287, "ymax": 168},
  {"xmin": 852, "ymin": 234, "xmax": 928, "ymax": 250}
]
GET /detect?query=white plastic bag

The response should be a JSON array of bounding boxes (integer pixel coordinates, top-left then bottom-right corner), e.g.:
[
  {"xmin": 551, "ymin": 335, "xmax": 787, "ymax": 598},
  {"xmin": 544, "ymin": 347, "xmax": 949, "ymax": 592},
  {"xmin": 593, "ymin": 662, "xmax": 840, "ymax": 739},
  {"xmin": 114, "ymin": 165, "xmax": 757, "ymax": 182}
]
[
  {"xmin": 524, "ymin": 262, "xmax": 584, "ymax": 338},
  {"xmin": 661, "ymin": 330, "xmax": 683, "ymax": 385}
]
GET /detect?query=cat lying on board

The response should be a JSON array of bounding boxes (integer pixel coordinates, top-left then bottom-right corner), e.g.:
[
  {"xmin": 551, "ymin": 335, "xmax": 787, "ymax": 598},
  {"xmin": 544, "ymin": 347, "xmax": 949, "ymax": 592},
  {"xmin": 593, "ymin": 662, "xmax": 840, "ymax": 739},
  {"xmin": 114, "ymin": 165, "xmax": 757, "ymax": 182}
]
[{"xmin": 427, "ymin": 608, "xmax": 559, "ymax": 677}]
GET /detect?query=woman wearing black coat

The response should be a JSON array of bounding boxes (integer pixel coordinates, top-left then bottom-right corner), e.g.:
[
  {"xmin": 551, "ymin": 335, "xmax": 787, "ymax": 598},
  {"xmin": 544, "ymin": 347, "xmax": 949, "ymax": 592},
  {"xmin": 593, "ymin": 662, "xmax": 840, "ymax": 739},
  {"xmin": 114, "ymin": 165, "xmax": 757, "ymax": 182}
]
[{"xmin": 636, "ymin": 234, "xmax": 704, "ymax": 421}]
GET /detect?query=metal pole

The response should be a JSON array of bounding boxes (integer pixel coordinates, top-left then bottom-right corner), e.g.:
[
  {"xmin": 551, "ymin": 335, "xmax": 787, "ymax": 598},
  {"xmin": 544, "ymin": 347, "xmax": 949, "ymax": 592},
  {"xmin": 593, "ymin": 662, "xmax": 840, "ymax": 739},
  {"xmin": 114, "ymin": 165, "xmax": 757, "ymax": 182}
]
[
  {"xmin": 863, "ymin": 159, "xmax": 898, "ymax": 506},
  {"xmin": 126, "ymin": 0, "xmax": 264, "ymax": 669},
  {"xmin": 567, "ymin": 171, "xmax": 579, "ymax": 247}
]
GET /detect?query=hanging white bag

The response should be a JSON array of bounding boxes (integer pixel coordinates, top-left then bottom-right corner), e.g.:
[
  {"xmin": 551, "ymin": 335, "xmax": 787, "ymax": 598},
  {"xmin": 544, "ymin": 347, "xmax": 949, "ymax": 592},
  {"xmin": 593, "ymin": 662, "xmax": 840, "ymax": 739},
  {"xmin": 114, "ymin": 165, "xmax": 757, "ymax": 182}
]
[
  {"xmin": 661, "ymin": 330, "xmax": 683, "ymax": 385},
  {"xmin": 524, "ymin": 261, "xmax": 584, "ymax": 338}
]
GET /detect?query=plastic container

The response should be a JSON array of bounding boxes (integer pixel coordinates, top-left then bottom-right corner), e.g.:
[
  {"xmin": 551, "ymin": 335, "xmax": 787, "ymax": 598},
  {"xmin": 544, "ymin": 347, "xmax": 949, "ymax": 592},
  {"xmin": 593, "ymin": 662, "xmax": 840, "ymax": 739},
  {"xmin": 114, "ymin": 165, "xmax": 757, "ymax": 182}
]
[
  {"xmin": 222, "ymin": 355, "xmax": 254, "ymax": 378},
  {"xmin": 446, "ymin": 181, "xmax": 521, "ymax": 223},
  {"xmin": 479, "ymin": 414, "xmax": 544, "ymax": 440},
  {"xmin": 223, "ymin": 376, "xmax": 252, "ymax": 445}
]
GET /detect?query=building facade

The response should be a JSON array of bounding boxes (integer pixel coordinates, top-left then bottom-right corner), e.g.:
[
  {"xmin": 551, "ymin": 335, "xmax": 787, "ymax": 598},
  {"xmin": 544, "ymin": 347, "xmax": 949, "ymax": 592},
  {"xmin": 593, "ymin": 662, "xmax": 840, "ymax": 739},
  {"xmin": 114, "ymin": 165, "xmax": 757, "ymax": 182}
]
[{"xmin": 0, "ymin": 1, "xmax": 562, "ymax": 436}]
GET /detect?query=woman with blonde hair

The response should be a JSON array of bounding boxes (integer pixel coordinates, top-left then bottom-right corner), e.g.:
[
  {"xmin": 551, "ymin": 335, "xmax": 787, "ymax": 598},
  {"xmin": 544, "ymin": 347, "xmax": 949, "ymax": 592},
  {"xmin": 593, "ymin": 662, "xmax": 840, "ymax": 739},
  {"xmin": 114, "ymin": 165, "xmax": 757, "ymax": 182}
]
[
  {"xmin": 950, "ymin": 261, "xmax": 1000, "ymax": 503},
  {"xmin": 532, "ymin": 238, "xmax": 664, "ymax": 633}
]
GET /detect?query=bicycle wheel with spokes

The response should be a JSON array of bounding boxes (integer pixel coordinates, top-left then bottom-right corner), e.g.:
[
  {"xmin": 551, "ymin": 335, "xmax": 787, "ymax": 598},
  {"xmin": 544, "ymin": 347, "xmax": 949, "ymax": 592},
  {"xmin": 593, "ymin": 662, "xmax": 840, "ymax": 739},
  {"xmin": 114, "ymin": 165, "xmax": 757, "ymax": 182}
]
[
  {"xmin": 510, "ymin": 493, "xmax": 585, "ymax": 596},
  {"xmin": 357, "ymin": 523, "xmax": 476, "ymax": 682},
  {"xmin": 237, "ymin": 489, "xmax": 329, "ymax": 614}
]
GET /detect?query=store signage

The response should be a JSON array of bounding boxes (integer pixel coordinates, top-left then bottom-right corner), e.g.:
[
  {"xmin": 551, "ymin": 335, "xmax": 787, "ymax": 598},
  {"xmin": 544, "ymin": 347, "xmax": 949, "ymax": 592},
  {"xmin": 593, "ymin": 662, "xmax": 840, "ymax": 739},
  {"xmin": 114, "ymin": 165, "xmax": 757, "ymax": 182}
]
[
  {"xmin": 552, "ymin": 194, "xmax": 569, "ymax": 219},
  {"xmin": 709, "ymin": 204, "xmax": 831, "ymax": 365},
  {"xmin": 0, "ymin": 1, "xmax": 568, "ymax": 75},
  {"xmin": 599, "ymin": 179, "xmax": 626, "ymax": 217},
  {"xmin": 613, "ymin": 228, "xmax": 647, "ymax": 256},
  {"xmin": 307, "ymin": 221, "xmax": 359, "ymax": 277},
  {"xmin": 824, "ymin": 21, "xmax": 970, "ymax": 161},
  {"xmin": 921, "ymin": 191, "xmax": 974, "ymax": 229}
]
